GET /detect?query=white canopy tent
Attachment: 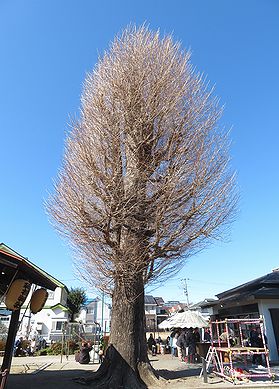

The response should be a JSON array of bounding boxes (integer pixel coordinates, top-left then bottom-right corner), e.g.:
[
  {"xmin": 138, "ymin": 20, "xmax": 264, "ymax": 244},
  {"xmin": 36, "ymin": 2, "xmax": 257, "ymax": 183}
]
[{"xmin": 158, "ymin": 310, "xmax": 209, "ymax": 329}]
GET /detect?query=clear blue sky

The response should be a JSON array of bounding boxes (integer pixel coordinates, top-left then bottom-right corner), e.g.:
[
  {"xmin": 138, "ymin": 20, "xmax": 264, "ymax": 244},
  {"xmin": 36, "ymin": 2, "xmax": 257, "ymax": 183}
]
[{"xmin": 1, "ymin": 0, "xmax": 278, "ymax": 303}]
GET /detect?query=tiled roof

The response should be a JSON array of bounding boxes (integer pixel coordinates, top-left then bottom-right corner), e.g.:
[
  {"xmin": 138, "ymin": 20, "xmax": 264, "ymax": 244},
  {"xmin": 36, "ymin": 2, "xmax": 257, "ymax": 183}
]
[
  {"xmin": 144, "ymin": 295, "xmax": 156, "ymax": 304},
  {"xmin": 216, "ymin": 271, "xmax": 279, "ymax": 299},
  {"xmin": 190, "ymin": 299, "xmax": 217, "ymax": 309},
  {"xmin": 154, "ymin": 297, "xmax": 165, "ymax": 306}
]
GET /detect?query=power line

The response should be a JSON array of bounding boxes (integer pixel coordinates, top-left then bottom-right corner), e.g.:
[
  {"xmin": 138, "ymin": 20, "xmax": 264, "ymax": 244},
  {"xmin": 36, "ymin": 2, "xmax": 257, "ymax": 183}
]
[{"xmin": 159, "ymin": 277, "xmax": 234, "ymax": 287}]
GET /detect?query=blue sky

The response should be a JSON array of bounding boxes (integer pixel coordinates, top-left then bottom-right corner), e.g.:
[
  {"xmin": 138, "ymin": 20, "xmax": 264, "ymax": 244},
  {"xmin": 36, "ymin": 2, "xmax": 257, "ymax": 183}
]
[{"xmin": 0, "ymin": 0, "xmax": 278, "ymax": 303}]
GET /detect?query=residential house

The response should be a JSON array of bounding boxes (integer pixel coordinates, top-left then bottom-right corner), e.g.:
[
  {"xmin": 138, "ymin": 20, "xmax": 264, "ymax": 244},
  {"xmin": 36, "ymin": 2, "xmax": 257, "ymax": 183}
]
[
  {"xmin": 77, "ymin": 297, "xmax": 111, "ymax": 334},
  {"xmin": 145, "ymin": 295, "xmax": 157, "ymax": 332},
  {"xmin": 145, "ymin": 295, "xmax": 171, "ymax": 331},
  {"xmin": 163, "ymin": 300, "xmax": 181, "ymax": 308},
  {"xmin": 19, "ymin": 283, "xmax": 69, "ymax": 343},
  {"xmin": 189, "ymin": 298, "xmax": 217, "ymax": 319},
  {"xmin": 154, "ymin": 297, "xmax": 169, "ymax": 327}
]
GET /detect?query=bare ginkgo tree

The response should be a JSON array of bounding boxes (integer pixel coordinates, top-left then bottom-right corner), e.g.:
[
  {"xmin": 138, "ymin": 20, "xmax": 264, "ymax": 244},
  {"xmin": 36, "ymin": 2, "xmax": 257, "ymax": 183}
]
[{"xmin": 47, "ymin": 26, "xmax": 237, "ymax": 388}]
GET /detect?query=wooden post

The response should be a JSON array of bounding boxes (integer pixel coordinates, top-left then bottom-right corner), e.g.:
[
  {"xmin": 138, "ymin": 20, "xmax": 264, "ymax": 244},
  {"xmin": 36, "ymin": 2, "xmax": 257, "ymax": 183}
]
[
  {"xmin": 0, "ymin": 309, "xmax": 20, "ymax": 389},
  {"xmin": 202, "ymin": 357, "xmax": 208, "ymax": 383},
  {"xmin": 92, "ymin": 328, "xmax": 96, "ymax": 364},
  {"xmin": 60, "ymin": 324, "xmax": 65, "ymax": 363}
]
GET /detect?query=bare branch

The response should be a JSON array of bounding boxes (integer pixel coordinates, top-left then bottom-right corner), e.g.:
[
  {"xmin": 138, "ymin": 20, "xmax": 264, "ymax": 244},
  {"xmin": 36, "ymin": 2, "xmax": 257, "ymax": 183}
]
[{"xmin": 46, "ymin": 25, "xmax": 238, "ymax": 295}]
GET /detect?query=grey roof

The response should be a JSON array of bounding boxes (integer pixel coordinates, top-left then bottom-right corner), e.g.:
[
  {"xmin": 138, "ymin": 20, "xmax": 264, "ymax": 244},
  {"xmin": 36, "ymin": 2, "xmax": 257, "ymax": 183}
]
[
  {"xmin": 252, "ymin": 287, "xmax": 279, "ymax": 299},
  {"xmin": 164, "ymin": 300, "xmax": 181, "ymax": 307},
  {"xmin": 216, "ymin": 271, "xmax": 279, "ymax": 299},
  {"xmin": 202, "ymin": 287, "xmax": 279, "ymax": 311},
  {"xmin": 189, "ymin": 299, "xmax": 217, "ymax": 310},
  {"xmin": 154, "ymin": 297, "xmax": 165, "ymax": 306},
  {"xmin": 144, "ymin": 295, "xmax": 156, "ymax": 305}
]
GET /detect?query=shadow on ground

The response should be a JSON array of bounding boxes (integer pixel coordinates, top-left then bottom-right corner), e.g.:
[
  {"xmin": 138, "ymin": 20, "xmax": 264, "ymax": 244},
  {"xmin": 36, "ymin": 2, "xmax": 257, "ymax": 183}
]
[
  {"xmin": 6, "ymin": 364, "xmax": 202, "ymax": 388},
  {"xmin": 156, "ymin": 366, "xmax": 201, "ymax": 379},
  {"xmin": 6, "ymin": 369, "xmax": 93, "ymax": 389}
]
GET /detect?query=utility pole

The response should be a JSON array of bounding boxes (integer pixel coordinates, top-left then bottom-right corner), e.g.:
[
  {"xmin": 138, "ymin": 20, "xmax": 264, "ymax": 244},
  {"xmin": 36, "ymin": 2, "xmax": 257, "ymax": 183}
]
[
  {"xmin": 101, "ymin": 290, "xmax": 104, "ymax": 335},
  {"xmin": 181, "ymin": 278, "xmax": 190, "ymax": 308}
]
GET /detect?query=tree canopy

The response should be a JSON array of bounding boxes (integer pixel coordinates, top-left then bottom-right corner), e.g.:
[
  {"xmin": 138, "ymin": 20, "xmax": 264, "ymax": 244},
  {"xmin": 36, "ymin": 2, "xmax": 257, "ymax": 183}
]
[
  {"xmin": 48, "ymin": 26, "xmax": 237, "ymax": 295},
  {"xmin": 67, "ymin": 287, "xmax": 87, "ymax": 322}
]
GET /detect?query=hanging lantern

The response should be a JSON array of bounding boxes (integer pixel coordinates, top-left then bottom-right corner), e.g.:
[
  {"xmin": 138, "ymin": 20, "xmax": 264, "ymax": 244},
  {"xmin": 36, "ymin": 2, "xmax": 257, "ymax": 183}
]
[
  {"xmin": 30, "ymin": 288, "xmax": 48, "ymax": 314},
  {"xmin": 5, "ymin": 279, "xmax": 31, "ymax": 311}
]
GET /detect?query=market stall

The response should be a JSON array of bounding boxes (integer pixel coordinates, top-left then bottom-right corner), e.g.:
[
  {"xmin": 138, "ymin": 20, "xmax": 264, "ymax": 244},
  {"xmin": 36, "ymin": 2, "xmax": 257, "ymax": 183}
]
[{"xmin": 201, "ymin": 317, "xmax": 272, "ymax": 385}]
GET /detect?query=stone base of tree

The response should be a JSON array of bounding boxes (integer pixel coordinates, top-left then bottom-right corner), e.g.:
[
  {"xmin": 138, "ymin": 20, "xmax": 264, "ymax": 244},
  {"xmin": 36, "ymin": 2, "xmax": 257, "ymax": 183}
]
[{"xmin": 73, "ymin": 345, "xmax": 162, "ymax": 388}]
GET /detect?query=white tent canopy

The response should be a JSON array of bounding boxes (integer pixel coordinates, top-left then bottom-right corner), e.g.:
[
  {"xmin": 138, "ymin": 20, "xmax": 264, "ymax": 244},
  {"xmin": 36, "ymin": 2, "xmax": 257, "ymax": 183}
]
[{"xmin": 158, "ymin": 310, "xmax": 209, "ymax": 329}]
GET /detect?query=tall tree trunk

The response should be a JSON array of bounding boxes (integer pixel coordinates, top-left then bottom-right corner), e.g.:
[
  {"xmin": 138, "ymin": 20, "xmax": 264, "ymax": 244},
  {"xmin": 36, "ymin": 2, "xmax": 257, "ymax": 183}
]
[
  {"xmin": 110, "ymin": 274, "xmax": 147, "ymax": 370},
  {"xmin": 75, "ymin": 275, "xmax": 160, "ymax": 388}
]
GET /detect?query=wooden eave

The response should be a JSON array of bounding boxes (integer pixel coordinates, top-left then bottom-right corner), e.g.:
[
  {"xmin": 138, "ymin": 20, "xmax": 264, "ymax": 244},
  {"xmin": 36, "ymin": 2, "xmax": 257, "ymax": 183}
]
[{"xmin": 0, "ymin": 249, "xmax": 57, "ymax": 291}]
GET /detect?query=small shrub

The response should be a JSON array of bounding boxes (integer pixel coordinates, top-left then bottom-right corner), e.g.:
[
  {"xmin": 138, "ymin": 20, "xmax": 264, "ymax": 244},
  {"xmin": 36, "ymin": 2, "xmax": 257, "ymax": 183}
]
[
  {"xmin": 38, "ymin": 348, "xmax": 49, "ymax": 356},
  {"xmin": 68, "ymin": 340, "xmax": 80, "ymax": 354},
  {"xmin": 45, "ymin": 341, "xmax": 80, "ymax": 355},
  {"xmin": 49, "ymin": 342, "xmax": 62, "ymax": 355}
]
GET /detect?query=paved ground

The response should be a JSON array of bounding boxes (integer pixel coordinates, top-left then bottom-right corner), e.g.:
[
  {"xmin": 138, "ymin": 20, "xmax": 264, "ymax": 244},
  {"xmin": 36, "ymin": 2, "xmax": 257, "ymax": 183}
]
[{"xmin": 3, "ymin": 354, "xmax": 279, "ymax": 388}]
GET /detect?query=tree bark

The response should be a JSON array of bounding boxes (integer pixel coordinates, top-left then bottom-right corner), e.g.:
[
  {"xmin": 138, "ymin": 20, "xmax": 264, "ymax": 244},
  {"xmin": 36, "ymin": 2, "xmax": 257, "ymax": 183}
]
[
  {"xmin": 74, "ymin": 275, "xmax": 160, "ymax": 388},
  {"xmin": 110, "ymin": 275, "xmax": 147, "ymax": 370}
]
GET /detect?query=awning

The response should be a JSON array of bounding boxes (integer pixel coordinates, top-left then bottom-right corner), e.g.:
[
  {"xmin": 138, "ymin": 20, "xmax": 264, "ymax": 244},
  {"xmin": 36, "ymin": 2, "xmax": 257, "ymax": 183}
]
[{"xmin": 158, "ymin": 310, "xmax": 209, "ymax": 329}]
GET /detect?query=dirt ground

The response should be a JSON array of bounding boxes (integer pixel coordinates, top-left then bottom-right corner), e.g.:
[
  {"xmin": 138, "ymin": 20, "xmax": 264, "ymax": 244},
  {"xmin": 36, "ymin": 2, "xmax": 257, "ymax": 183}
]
[{"xmin": 4, "ymin": 353, "xmax": 279, "ymax": 388}]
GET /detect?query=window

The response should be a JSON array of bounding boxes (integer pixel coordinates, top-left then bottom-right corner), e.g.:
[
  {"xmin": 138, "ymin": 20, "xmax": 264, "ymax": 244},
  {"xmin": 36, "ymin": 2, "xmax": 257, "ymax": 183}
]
[
  {"xmin": 48, "ymin": 291, "xmax": 55, "ymax": 300},
  {"xmin": 56, "ymin": 322, "xmax": 63, "ymax": 331},
  {"xmin": 0, "ymin": 317, "xmax": 9, "ymax": 322}
]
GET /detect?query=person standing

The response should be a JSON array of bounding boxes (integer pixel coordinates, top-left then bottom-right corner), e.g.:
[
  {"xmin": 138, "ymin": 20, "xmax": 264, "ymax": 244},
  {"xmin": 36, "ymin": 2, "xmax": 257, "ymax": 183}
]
[
  {"xmin": 204, "ymin": 328, "xmax": 211, "ymax": 342},
  {"xmin": 185, "ymin": 328, "xmax": 196, "ymax": 363},
  {"xmin": 147, "ymin": 333, "xmax": 156, "ymax": 355},
  {"xmin": 254, "ymin": 328, "xmax": 268, "ymax": 366},
  {"xmin": 193, "ymin": 328, "xmax": 200, "ymax": 343},
  {"xmin": 250, "ymin": 327, "xmax": 260, "ymax": 365},
  {"xmin": 14, "ymin": 337, "xmax": 23, "ymax": 357},
  {"xmin": 171, "ymin": 333, "xmax": 178, "ymax": 357},
  {"xmin": 165, "ymin": 336, "xmax": 171, "ymax": 354},
  {"xmin": 176, "ymin": 330, "xmax": 187, "ymax": 362},
  {"xmin": 30, "ymin": 338, "xmax": 37, "ymax": 356}
]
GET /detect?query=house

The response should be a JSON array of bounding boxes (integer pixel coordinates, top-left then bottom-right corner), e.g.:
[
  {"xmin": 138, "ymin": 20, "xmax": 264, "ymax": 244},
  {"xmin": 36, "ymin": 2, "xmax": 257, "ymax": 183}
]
[
  {"xmin": 0, "ymin": 243, "xmax": 69, "ymax": 343},
  {"xmin": 203, "ymin": 269, "xmax": 279, "ymax": 362},
  {"xmin": 189, "ymin": 298, "xmax": 217, "ymax": 319},
  {"xmin": 145, "ymin": 295, "xmax": 171, "ymax": 331},
  {"xmin": 163, "ymin": 300, "xmax": 181, "ymax": 308},
  {"xmin": 154, "ymin": 297, "xmax": 169, "ymax": 326},
  {"xmin": 145, "ymin": 295, "xmax": 158, "ymax": 332},
  {"xmin": 18, "ymin": 283, "xmax": 69, "ymax": 343},
  {"xmin": 77, "ymin": 297, "xmax": 111, "ymax": 334}
]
